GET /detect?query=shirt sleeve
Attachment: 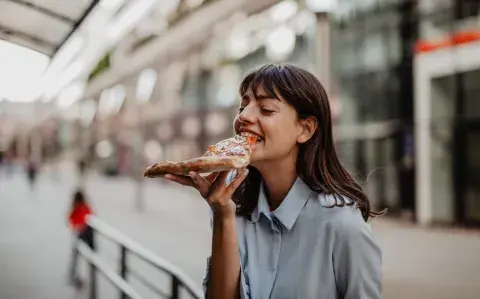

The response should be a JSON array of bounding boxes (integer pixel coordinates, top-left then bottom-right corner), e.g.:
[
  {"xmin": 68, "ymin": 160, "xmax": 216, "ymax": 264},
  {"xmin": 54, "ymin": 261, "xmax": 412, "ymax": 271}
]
[{"xmin": 333, "ymin": 217, "xmax": 383, "ymax": 299}]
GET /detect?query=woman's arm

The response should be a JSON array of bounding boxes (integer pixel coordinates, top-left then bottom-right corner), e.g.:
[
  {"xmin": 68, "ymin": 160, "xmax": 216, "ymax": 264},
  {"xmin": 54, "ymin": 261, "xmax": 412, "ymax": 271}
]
[
  {"xmin": 206, "ymin": 204, "xmax": 241, "ymax": 299},
  {"xmin": 164, "ymin": 169, "xmax": 249, "ymax": 299}
]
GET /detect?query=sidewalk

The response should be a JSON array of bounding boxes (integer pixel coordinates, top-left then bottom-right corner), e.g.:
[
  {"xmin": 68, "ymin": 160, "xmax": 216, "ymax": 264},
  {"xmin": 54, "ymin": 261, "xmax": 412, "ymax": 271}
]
[
  {"xmin": 1, "ymin": 170, "xmax": 479, "ymax": 299},
  {"xmin": 374, "ymin": 219, "xmax": 480, "ymax": 299}
]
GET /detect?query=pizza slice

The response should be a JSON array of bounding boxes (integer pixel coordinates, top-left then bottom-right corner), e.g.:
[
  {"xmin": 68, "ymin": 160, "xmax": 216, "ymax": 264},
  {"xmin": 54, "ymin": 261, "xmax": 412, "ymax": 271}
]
[{"xmin": 143, "ymin": 132, "xmax": 259, "ymax": 177}]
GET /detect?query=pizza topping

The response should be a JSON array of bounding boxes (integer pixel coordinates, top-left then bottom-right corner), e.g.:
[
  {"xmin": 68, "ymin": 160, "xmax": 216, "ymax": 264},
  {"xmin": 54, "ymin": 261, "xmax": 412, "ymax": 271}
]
[{"xmin": 204, "ymin": 132, "xmax": 258, "ymax": 158}]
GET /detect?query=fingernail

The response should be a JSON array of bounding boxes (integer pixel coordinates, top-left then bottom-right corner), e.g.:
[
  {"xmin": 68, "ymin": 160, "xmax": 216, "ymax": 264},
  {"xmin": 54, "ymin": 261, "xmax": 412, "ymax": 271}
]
[
  {"xmin": 164, "ymin": 174, "xmax": 172, "ymax": 179},
  {"xmin": 189, "ymin": 171, "xmax": 195, "ymax": 178}
]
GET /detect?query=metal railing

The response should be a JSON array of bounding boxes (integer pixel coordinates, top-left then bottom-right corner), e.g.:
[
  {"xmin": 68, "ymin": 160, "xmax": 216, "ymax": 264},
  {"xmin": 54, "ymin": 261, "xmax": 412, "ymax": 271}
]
[{"xmin": 76, "ymin": 215, "xmax": 203, "ymax": 299}]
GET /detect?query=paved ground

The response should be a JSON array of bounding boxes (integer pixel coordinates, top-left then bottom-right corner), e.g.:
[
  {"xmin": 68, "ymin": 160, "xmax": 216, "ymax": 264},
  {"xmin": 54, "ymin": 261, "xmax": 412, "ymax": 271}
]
[{"xmin": 1, "ymin": 168, "xmax": 479, "ymax": 299}]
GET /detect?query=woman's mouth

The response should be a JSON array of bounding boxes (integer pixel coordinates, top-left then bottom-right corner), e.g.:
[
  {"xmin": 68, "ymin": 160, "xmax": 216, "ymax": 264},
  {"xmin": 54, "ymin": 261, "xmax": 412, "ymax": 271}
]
[{"xmin": 241, "ymin": 132, "xmax": 264, "ymax": 143}]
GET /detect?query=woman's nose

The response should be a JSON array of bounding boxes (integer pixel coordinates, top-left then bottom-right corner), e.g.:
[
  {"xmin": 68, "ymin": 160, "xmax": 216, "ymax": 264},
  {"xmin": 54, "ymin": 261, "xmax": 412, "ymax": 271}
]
[{"xmin": 238, "ymin": 106, "xmax": 257, "ymax": 124}]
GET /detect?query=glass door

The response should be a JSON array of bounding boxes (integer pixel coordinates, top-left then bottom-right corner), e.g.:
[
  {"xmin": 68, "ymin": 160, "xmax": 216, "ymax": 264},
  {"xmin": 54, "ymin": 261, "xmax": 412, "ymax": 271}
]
[
  {"xmin": 464, "ymin": 126, "xmax": 480, "ymax": 223},
  {"xmin": 461, "ymin": 69, "xmax": 480, "ymax": 224}
]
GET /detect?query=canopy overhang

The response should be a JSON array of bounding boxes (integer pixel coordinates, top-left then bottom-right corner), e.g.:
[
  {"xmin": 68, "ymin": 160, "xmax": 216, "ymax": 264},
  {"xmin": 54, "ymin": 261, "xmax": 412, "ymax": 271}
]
[{"xmin": 0, "ymin": 0, "xmax": 99, "ymax": 56}]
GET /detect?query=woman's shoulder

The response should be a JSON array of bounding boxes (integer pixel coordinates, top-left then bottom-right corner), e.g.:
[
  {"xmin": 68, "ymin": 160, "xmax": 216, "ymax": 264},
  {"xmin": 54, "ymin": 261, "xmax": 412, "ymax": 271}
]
[{"xmin": 309, "ymin": 193, "xmax": 369, "ymax": 232}]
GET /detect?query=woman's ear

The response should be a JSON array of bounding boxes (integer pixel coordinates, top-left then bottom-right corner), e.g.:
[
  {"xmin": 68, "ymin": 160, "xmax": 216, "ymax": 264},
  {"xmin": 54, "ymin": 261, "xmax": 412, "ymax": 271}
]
[{"xmin": 297, "ymin": 116, "xmax": 317, "ymax": 144}]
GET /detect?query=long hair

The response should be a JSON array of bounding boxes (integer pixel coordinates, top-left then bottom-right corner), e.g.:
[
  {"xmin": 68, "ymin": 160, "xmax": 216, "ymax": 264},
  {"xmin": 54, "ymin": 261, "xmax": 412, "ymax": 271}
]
[{"xmin": 232, "ymin": 64, "xmax": 384, "ymax": 222}]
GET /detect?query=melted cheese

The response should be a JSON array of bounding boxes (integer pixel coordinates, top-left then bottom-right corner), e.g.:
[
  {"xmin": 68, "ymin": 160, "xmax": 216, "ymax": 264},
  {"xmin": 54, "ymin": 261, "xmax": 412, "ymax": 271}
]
[{"xmin": 204, "ymin": 134, "xmax": 256, "ymax": 158}]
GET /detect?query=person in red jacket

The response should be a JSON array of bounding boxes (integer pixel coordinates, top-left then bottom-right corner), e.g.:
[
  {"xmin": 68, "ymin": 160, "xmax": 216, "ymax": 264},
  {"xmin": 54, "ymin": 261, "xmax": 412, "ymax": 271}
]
[{"xmin": 67, "ymin": 189, "xmax": 94, "ymax": 288}]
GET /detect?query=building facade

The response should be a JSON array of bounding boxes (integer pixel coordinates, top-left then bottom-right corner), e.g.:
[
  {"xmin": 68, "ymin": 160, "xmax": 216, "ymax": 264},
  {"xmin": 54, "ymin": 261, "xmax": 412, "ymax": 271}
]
[
  {"xmin": 414, "ymin": 0, "xmax": 480, "ymax": 225},
  {"xmin": 21, "ymin": 0, "xmax": 480, "ymax": 226}
]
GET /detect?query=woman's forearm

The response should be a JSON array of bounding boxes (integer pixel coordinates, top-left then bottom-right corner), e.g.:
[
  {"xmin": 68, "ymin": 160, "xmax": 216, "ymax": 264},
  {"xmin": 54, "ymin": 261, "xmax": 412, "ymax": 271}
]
[{"xmin": 206, "ymin": 213, "xmax": 241, "ymax": 299}]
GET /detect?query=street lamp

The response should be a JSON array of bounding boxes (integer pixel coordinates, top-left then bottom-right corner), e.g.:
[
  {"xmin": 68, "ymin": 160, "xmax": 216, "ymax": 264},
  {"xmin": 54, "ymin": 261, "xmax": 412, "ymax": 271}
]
[
  {"xmin": 133, "ymin": 68, "xmax": 158, "ymax": 212},
  {"xmin": 305, "ymin": 0, "xmax": 338, "ymax": 96}
]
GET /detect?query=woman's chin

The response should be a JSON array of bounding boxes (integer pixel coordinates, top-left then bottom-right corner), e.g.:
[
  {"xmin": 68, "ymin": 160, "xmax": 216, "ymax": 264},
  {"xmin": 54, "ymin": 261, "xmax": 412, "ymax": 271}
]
[
  {"xmin": 249, "ymin": 156, "xmax": 260, "ymax": 166},
  {"xmin": 249, "ymin": 153, "xmax": 266, "ymax": 168}
]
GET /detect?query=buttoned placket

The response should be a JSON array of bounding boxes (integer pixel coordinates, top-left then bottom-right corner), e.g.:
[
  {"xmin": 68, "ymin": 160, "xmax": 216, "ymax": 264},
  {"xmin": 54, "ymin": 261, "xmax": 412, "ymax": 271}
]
[{"xmin": 265, "ymin": 213, "xmax": 282, "ymax": 298}]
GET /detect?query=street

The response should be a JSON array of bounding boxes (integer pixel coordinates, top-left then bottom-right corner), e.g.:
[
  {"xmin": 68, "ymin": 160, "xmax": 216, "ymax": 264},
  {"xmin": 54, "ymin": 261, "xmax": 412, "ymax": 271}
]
[{"xmin": 1, "ymin": 168, "xmax": 479, "ymax": 299}]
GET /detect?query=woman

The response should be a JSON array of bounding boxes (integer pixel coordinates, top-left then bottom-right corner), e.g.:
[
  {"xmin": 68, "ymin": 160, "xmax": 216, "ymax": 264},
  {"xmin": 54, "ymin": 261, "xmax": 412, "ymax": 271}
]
[
  {"xmin": 165, "ymin": 64, "xmax": 383, "ymax": 299},
  {"xmin": 67, "ymin": 189, "xmax": 94, "ymax": 288}
]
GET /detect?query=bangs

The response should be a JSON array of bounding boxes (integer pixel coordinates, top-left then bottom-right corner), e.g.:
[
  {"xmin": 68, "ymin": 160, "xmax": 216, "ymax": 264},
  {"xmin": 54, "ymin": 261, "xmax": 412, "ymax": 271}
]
[{"xmin": 239, "ymin": 64, "xmax": 284, "ymax": 100}]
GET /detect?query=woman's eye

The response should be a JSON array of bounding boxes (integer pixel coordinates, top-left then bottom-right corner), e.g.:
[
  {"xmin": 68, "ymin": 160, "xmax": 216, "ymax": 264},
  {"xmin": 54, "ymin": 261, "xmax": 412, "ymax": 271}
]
[
  {"xmin": 260, "ymin": 108, "xmax": 274, "ymax": 114},
  {"xmin": 238, "ymin": 107, "xmax": 245, "ymax": 112}
]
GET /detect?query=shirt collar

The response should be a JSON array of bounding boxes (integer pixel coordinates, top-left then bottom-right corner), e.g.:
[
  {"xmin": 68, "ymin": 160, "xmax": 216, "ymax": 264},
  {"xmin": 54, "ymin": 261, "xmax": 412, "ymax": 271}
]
[{"xmin": 251, "ymin": 177, "xmax": 314, "ymax": 231}]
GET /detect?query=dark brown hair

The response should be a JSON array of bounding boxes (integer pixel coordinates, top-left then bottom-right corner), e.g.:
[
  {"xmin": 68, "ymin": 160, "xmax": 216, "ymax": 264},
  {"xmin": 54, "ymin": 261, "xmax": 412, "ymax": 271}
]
[
  {"xmin": 232, "ymin": 64, "xmax": 384, "ymax": 222},
  {"xmin": 71, "ymin": 188, "xmax": 87, "ymax": 209}
]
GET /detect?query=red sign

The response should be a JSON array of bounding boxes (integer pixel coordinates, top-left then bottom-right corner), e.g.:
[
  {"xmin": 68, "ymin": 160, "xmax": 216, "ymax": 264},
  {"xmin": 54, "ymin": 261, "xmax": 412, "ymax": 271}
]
[{"xmin": 415, "ymin": 30, "xmax": 480, "ymax": 54}]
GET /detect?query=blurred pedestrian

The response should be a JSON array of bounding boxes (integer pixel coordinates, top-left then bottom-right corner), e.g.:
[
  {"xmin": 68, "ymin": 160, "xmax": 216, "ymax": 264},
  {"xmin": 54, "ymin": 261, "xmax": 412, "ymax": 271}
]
[
  {"xmin": 77, "ymin": 157, "xmax": 87, "ymax": 187},
  {"xmin": 67, "ymin": 189, "xmax": 94, "ymax": 289},
  {"xmin": 164, "ymin": 64, "xmax": 383, "ymax": 299},
  {"xmin": 26, "ymin": 160, "xmax": 38, "ymax": 190}
]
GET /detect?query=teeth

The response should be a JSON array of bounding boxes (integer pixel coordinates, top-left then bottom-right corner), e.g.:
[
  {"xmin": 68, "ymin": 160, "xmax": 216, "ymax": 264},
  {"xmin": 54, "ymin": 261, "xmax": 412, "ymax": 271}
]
[{"xmin": 241, "ymin": 131, "xmax": 263, "ymax": 141}]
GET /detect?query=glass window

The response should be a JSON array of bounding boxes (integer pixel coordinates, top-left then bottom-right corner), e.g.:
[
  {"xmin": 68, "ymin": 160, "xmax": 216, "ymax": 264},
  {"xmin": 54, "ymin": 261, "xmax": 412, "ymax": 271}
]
[
  {"xmin": 337, "ymin": 139, "xmax": 359, "ymax": 174},
  {"xmin": 385, "ymin": 72, "xmax": 400, "ymax": 119},
  {"xmin": 387, "ymin": 27, "xmax": 401, "ymax": 65},
  {"xmin": 360, "ymin": 32, "xmax": 388, "ymax": 72},
  {"xmin": 419, "ymin": 8, "xmax": 454, "ymax": 40},
  {"xmin": 337, "ymin": 78, "xmax": 360, "ymax": 125},
  {"xmin": 356, "ymin": 71, "xmax": 392, "ymax": 122},
  {"xmin": 465, "ymin": 130, "xmax": 480, "ymax": 223},
  {"xmin": 464, "ymin": 69, "xmax": 480, "ymax": 120},
  {"xmin": 456, "ymin": 0, "xmax": 480, "ymax": 20},
  {"xmin": 419, "ymin": 0, "xmax": 453, "ymax": 15},
  {"xmin": 331, "ymin": 27, "xmax": 359, "ymax": 75}
]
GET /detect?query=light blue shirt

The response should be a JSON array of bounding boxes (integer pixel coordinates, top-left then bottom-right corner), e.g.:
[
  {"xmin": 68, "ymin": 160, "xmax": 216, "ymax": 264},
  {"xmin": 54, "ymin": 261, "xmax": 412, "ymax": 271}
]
[{"xmin": 203, "ymin": 177, "xmax": 382, "ymax": 299}]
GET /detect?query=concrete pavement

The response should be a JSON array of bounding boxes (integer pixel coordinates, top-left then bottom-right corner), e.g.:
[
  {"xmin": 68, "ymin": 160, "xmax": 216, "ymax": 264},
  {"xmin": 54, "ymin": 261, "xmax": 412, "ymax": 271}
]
[{"xmin": 1, "ymin": 169, "xmax": 479, "ymax": 299}]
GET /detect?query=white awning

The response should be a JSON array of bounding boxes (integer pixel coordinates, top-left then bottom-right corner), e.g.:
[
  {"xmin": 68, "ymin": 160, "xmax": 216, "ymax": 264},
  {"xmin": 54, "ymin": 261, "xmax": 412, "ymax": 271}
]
[{"xmin": 0, "ymin": 0, "xmax": 99, "ymax": 56}]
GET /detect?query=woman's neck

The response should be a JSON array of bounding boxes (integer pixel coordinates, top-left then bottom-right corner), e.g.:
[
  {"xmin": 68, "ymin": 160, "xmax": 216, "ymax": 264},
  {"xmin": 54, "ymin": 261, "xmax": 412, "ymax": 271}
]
[{"xmin": 256, "ymin": 155, "xmax": 298, "ymax": 211}]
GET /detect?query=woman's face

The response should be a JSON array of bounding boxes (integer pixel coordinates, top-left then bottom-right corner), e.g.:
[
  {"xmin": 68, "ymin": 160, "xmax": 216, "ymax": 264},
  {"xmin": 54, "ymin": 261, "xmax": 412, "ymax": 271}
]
[{"xmin": 233, "ymin": 85, "xmax": 314, "ymax": 166}]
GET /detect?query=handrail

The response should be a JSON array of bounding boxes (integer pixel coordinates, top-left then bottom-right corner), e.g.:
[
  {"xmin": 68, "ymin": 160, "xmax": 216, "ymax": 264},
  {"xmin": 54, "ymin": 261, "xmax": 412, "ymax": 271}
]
[
  {"xmin": 77, "ymin": 242, "xmax": 145, "ymax": 299},
  {"xmin": 85, "ymin": 215, "xmax": 203, "ymax": 299}
]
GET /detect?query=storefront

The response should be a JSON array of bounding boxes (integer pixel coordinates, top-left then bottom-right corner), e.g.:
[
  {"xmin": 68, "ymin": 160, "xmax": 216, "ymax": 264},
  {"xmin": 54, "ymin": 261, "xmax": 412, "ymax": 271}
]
[
  {"xmin": 415, "ymin": 37, "xmax": 480, "ymax": 226},
  {"xmin": 331, "ymin": 0, "xmax": 418, "ymax": 214}
]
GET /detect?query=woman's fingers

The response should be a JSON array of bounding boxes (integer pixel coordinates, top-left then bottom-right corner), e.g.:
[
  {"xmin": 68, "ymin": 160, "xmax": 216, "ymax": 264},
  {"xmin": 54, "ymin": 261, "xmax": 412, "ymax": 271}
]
[
  {"xmin": 164, "ymin": 174, "xmax": 195, "ymax": 187},
  {"xmin": 208, "ymin": 169, "xmax": 248, "ymax": 205},
  {"xmin": 205, "ymin": 172, "xmax": 219, "ymax": 184},
  {"xmin": 188, "ymin": 171, "xmax": 211, "ymax": 197},
  {"xmin": 226, "ymin": 168, "xmax": 249, "ymax": 195},
  {"xmin": 210, "ymin": 170, "xmax": 232, "ymax": 190},
  {"xmin": 165, "ymin": 168, "xmax": 249, "ymax": 210}
]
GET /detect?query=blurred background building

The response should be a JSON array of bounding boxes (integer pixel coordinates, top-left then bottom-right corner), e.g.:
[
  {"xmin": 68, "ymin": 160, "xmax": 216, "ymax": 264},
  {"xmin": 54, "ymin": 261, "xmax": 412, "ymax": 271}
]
[
  {"xmin": 1, "ymin": 0, "xmax": 479, "ymax": 227},
  {"xmin": 1, "ymin": 1, "xmax": 480, "ymax": 299}
]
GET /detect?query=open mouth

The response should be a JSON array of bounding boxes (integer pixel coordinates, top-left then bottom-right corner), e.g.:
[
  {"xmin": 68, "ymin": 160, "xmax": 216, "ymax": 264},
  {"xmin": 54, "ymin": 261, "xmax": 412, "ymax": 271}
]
[{"xmin": 241, "ymin": 131, "xmax": 264, "ymax": 143}]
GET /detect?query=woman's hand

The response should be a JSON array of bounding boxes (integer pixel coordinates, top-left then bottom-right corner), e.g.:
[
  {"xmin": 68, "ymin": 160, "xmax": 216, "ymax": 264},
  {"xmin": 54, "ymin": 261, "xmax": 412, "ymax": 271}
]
[{"xmin": 164, "ymin": 168, "xmax": 249, "ymax": 218}]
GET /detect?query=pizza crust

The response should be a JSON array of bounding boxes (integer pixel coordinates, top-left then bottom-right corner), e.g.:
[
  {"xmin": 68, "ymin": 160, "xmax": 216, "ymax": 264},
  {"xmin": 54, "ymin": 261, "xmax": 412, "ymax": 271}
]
[
  {"xmin": 144, "ymin": 133, "xmax": 258, "ymax": 177},
  {"xmin": 143, "ymin": 156, "xmax": 250, "ymax": 177}
]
